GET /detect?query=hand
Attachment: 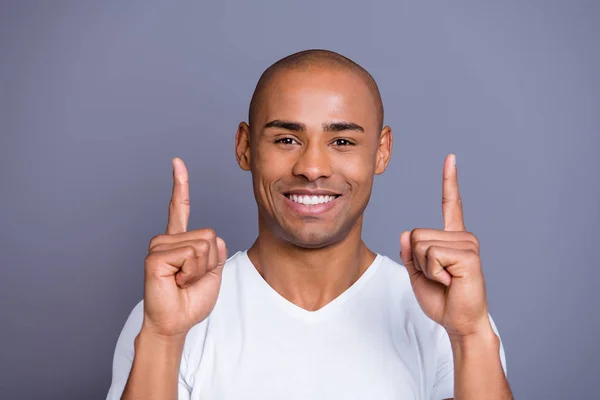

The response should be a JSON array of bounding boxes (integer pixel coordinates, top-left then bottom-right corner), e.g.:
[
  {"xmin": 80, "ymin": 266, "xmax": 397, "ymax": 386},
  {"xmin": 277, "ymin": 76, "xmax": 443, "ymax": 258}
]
[
  {"xmin": 399, "ymin": 154, "xmax": 490, "ymax": 338},
  {"xmin": 141, "ymin": 157, "xmax": 228, "ymax": 339}
]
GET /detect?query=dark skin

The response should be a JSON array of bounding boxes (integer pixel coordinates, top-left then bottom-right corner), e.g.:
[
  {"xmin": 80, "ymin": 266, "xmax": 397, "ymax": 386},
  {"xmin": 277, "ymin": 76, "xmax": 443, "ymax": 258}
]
[
  {"xmin": 235, "ymin": 66, "xmax": 392, "ymax": 310},
  {"xmin": 124, "ymin": 57, "xmax": 512, "ymax": 400}
]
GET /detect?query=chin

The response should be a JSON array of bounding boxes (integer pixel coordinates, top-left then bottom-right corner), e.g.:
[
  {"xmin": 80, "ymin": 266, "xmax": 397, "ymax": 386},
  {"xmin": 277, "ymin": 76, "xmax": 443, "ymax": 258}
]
[{"xmin": 281, "ymin": 227, "xmax": 344, "ymax": 249}]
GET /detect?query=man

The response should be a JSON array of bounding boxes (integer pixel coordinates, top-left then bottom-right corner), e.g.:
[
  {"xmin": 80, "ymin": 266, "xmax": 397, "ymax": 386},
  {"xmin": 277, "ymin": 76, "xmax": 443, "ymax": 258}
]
[{"xmin": 107, "ymin": 49, "xmax": 513, "ymax": 399}]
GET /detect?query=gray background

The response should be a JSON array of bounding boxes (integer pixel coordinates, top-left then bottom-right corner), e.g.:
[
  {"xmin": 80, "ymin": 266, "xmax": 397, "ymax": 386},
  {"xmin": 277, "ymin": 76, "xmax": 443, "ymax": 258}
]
[{"xmin": 1, "ymin": 1, "xmax": 598, "ymax": 399}]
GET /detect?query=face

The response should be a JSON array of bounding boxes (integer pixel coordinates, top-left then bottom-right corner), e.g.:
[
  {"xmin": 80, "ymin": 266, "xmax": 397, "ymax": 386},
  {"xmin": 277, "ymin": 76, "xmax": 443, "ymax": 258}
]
[{"xmin": 236, "ymin": 67, "xmax": 392, "ymax": 248}]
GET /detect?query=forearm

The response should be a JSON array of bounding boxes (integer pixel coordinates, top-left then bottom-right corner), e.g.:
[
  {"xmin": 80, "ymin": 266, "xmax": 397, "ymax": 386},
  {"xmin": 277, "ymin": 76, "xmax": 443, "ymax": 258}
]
[
  {"xmin": 450, "ymin": 327, "xmax": 513, "ymax": 400},
  {"xmin": 121, "ymin": 329, "xmax": 186, "ymax": 400}
]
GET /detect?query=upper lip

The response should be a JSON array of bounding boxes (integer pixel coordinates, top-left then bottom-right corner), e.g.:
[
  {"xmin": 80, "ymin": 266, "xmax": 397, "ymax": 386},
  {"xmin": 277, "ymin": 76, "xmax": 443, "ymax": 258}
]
[{"xmin": 284, "ymin": 189, "xmax": 341, "ymax": 196}]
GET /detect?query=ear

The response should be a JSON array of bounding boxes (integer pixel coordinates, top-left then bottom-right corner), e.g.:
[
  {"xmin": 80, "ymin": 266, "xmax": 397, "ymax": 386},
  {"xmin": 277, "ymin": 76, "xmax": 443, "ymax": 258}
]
[
  {"xmin": 374, "ymin": 125, "xmax": 393, "ymax": 175},
  {"xmin": 235, "ymin": 122, "xmax": 251, "ymax": 171}
]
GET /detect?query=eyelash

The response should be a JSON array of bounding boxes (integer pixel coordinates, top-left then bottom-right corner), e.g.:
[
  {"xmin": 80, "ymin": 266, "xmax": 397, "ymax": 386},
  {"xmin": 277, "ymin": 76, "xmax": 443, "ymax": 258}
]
[
  {"xmin": 274, "ymin": 138, "xmax": 355, "ymax": 146},
  {"xmin": 275, "ymin": 137, "xmax": 299, "ymax": 145},
  {"xmin": 333, "ymin": 138, "xmax": 354, "ymax": 146}
]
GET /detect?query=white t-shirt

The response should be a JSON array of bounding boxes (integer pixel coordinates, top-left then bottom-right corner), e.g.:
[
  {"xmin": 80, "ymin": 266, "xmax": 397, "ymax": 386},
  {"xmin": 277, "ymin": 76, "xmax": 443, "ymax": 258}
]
[{"xmin": 107, "ymin": 250, "xmax": 507, "ymax": 400}]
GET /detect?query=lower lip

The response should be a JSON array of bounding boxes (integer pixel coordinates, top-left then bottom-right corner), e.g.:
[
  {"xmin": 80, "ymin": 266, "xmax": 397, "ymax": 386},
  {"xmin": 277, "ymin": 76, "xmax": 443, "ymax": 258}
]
[{"xmin": 283, "ymin": 194, "xmax": 340, "ymax": 216}]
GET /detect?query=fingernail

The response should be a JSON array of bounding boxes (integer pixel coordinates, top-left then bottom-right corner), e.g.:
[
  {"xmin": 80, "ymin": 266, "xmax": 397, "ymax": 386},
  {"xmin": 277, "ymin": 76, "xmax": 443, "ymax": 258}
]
[{"xmin": 451, "ymin": 154, "xmax": 456, "ymax": 166}]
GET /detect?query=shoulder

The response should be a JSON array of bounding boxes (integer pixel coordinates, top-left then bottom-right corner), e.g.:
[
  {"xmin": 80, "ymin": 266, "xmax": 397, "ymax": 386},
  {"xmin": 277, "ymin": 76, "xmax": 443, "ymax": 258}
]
[
  {"xmin": 373, "ymin": 253, "xmax": 420, "ymax": 306},
  {"xmin": 219, "ymin": 250, "xmax": 248, "ymax": 283},
  {"xmin": 111, "ymin": 250, "xmax": 248, "ymax": 365},
  {"xmin": 374, "ymin": 253, "xmax": 508, "ymax": 376},
  {"xmin": 372, "ymin": 254, "xmax": 448, "ymax": 342},
  {"xmin": 185, "ymin": 250, "xmax": 248, "ymax": 333},
  {"xmin": 184, "ymin": 250, "xmax": 248, "ymax": 338},
  {"xmin": 375, "ymin": 254, "xmax": 411, "ymax": 286}
]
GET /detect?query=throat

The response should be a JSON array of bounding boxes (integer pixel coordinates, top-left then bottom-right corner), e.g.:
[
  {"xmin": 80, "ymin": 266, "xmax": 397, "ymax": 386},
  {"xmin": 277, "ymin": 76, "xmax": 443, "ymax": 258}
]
[{"xmin": 247, "ymin": 240, "xmax": 375, "ymax": 312}]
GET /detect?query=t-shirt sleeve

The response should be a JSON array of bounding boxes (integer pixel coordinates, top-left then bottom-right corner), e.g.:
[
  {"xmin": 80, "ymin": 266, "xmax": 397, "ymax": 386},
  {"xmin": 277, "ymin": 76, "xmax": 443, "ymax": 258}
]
[
  {"xmin": 105, "ymin": 300, "xmax": 192, "ymax": 400},
  {"xmin": 430, "ymin": 313, "xmax": 508, "ymax": 400}
]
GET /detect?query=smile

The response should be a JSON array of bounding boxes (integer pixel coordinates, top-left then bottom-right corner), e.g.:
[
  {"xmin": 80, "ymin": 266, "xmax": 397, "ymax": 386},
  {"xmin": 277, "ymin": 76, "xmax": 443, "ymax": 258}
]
[{"xmin": 284, "ymin": 194, "xmax": 340, "ymax": 206}]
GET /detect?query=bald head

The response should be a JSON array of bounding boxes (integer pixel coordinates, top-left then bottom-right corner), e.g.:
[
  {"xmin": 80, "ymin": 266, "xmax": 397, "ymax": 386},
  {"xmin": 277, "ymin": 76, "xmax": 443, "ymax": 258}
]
[{"xmin": 248, "ymin": 49, "xmax": 384, "ymax": 132}]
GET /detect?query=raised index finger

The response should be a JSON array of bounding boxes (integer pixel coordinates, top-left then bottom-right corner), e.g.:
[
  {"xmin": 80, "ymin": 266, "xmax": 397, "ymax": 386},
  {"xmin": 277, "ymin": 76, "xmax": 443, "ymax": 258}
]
[
  {"xmin": 166, "ymin": 157, "xmax": 190, "ymax": 234},
  {"xmin": 442, "ymin": 154, "xmax": 466, "ymax": 231}
]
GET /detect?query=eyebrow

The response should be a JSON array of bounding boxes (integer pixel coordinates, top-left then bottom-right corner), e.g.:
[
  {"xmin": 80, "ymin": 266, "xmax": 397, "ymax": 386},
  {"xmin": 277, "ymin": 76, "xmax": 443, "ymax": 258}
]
[
  {"xmin": 264, "ymin": 120, "xmax": 306, "ymax": 132},
  {"xmin": 323, "ymin": 122, "xmax": 364, "ymax": 133},
  {"xmin": 263, "ymin": 120, "xmax": 365, "ymax": 133}
]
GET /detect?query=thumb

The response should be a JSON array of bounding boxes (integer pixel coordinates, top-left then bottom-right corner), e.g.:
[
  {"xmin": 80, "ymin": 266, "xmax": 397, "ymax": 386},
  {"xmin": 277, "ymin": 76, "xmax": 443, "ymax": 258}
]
[
  {"xmin": 400, "ymin": 231, "xmax": 418, "ymax": 277},
  {"xmin": 216, "ymin": 237, "xmax": 228, "ymax": 269}
]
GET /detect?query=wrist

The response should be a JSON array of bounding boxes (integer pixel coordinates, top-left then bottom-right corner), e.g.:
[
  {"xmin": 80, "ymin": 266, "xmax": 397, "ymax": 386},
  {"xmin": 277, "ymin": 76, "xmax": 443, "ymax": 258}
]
[
  {"xmin": 125, "ymin": 326, "xmax": 186, "ymax": 400},
  {"xmin": 136, "ymin": 326, "xmax": 187, "ymax": 350},
  {"xmin": 140, "ymin": 315, "xmax": 190, "ymax": 343},
  {"xmin": 449, "ymin": 324, "xmax": 499, "ymax": 358},
  {"xmin": 447, "ymin": 313, "xmax": 495, "ymax": 342}
]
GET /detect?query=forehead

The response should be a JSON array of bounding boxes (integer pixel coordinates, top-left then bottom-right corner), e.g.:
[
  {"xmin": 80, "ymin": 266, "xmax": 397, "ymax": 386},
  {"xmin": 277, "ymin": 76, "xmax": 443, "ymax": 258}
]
[{"xmin": 256, "ymin": 68, "xmax": 379, "ymax": 130}]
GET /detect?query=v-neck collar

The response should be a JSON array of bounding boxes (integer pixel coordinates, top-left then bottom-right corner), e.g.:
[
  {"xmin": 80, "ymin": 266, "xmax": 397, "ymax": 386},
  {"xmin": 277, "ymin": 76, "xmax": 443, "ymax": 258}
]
[{"xmin": 239, "ymin": 250, "xmax": 384, "ymax": 323}]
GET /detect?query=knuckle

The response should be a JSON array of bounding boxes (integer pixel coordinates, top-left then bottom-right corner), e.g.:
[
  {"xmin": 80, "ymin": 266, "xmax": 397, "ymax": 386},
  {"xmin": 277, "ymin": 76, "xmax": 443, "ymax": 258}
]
[
  {"xmin": 425, "ymin": 245, "xmax": 438, "ymax": 258},
  {"xmin": 469, "ymin": 240, "xmax": 479, "ymax": 254},
  {"xmin": 414, "ymin": 240, "xmax": 427, "ymax": 255},
  {"xmin": 463, "ymin": 232, "xmax": 480, "ymax": 252},
  {"xmin": 196, "ymin": 240, "xmax": 210, "ymax": 253},
  {"xmin": 150, "ymin": 243, "xmax": 164, "ymax": 253},
  {"xmin": 144, "ymin": 253, "xmax": 159, "ymax": 270},
  {"xmin": 203, "ymin": 228, "xmax": 217, "ymax": 241},
  {"xmin": 409, "ymin": 228, "xmax": 421, "ymax": 243},
  {"xmin": 198, "ymin": 240, "xmax": 210, "ymax": 254},
  {"xmin": 471, "ymin": 235, "xmax": 480, "ymax": 251},
  {"xmin": 183, "ymin": 245, "xmax": 197, "ymax": 258},
  {"xmin": 148, "ymin": 234, "xmax": 165, "ymax": 252},
  {"xmin": 186, "ymin": 240, "xmax": 209, "ymax": 258},
  {"xmin": 466, "ymin": 250, "xmax": 480, "ymax": 263},
  {"xmin": 168, "ymin": 197, "xmax": 190, "ymax": 212}
]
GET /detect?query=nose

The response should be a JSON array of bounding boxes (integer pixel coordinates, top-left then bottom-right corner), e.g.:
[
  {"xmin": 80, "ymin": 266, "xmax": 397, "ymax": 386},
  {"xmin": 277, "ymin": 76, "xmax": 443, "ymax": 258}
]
[{"xmin": 291, "ymin": 141, "xmax": 333, "ymax": 182}]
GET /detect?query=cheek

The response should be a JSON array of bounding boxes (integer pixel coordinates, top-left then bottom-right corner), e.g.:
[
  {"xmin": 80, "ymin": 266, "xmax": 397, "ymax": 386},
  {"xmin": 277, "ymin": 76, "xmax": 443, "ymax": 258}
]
[
  {"xmin": 252, "ymin": 145, "xmax": 295, "ymax": 186},
  {"xmin": 332, "ymin": 152, "xmax": 376, "ymax": 186}
]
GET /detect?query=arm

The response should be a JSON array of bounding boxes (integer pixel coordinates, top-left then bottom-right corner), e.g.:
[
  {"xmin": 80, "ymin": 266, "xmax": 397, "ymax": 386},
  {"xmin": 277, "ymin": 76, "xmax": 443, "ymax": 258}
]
[
  {"xmin": 399, "ymin": 155, "xmax": 513, "ymax": 400},
  {"xmin": 105, "ymin": 302, "xmax": 193, "ymax": 400},
  {"xmin": 121, "ymin": 329, "xmax": 186, "ymax": 400},
  {"xmin": 449, "ymin": 326, "xmax": 513, "ymax": 400},
  {"xmin": 107, "ymin": 158, "xmax": 226, "ymax": 399}
]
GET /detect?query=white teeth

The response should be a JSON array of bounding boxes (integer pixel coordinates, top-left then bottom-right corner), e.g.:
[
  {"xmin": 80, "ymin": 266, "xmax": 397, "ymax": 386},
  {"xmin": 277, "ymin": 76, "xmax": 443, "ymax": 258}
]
[{"xmin": 288, "ymin": 194, "xmax": 336, "ymax": 205}]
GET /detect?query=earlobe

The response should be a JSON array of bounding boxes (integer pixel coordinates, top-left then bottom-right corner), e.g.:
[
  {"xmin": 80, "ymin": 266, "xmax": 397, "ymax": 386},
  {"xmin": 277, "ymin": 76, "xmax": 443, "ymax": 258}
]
[
  {"xmin": 235, "ymin": 122, "xmax": 251, "ymax": 171},
  {"xmin": 375, "ymin": 126, "xmax": 393, "ymax": 175}
]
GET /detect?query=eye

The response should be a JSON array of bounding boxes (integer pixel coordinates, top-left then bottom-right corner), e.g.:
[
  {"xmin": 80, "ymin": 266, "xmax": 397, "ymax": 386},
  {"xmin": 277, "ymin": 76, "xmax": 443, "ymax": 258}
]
[
  {"xmin": 332, "ymin": 138, "xmax": 355, "ymax": 146},
  {"xmin": 274, "ymin": 137, "xmax": 299, "ymax": 145}
]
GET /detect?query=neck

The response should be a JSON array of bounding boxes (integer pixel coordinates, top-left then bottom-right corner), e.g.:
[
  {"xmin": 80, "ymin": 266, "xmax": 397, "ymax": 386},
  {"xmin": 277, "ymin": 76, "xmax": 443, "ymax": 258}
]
[{"xmin": 247, "ymin": 217, "xmax": 376, "ymax": 311}]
